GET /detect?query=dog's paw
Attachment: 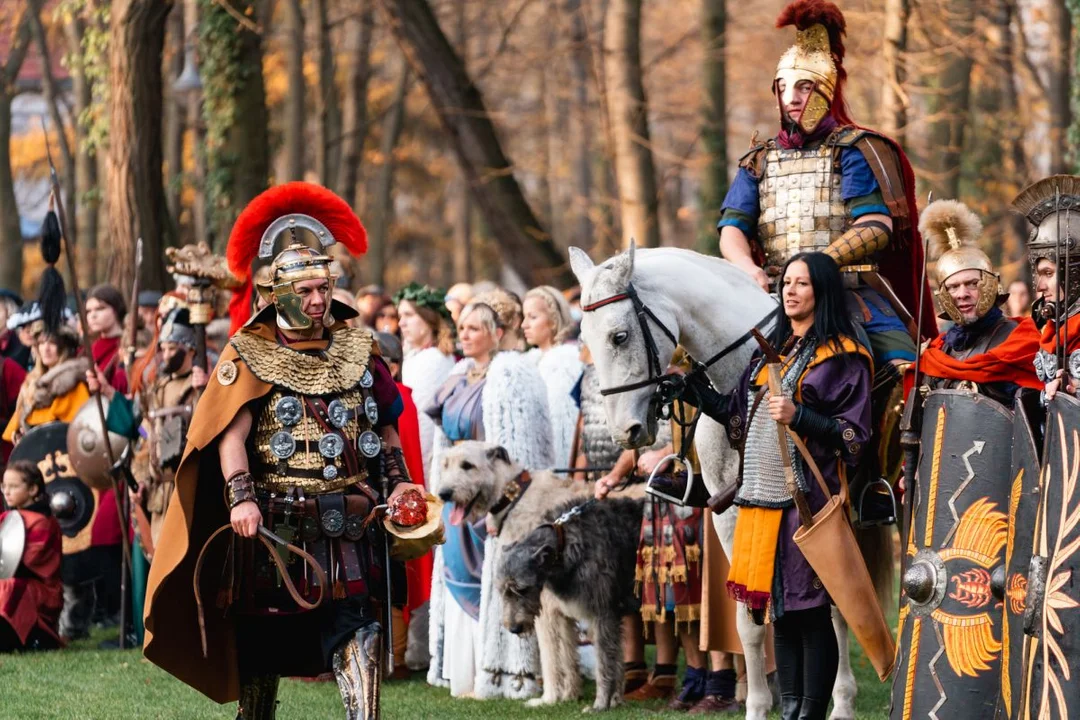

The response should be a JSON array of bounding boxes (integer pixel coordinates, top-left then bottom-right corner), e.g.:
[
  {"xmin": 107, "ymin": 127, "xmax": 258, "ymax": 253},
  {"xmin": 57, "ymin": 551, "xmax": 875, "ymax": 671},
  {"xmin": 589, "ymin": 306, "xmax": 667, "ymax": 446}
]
[
  {"xmin": 526, "ymin": 697, "xmax": 557, "ymax": 708},
  {"xmin": 583, "ymin": 699, "xmax": 618, "ymax": 713}
]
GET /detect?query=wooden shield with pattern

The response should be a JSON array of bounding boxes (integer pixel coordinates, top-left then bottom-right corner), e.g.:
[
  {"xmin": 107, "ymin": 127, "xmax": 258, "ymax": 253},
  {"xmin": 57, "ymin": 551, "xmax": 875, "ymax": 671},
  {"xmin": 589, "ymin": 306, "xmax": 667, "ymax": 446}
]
[
  {"xmin": 995, "ymin": 390, "xmax": 1043, "ymax": 720},
  {"xmin": 890, "ymin": 390, "xmax": 1013, "ymax": 720},
  {"xmin": 1017, "ymin": 392, "xmax": 1080, "ymax": 720}
]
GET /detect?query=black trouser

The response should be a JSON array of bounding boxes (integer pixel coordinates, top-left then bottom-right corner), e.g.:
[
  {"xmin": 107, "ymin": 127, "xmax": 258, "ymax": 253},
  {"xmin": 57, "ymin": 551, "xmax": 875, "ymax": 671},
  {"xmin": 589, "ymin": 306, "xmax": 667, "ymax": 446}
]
[{"xmin": 774, "ymin": 604, "xmax": 838, "ymax": 720}]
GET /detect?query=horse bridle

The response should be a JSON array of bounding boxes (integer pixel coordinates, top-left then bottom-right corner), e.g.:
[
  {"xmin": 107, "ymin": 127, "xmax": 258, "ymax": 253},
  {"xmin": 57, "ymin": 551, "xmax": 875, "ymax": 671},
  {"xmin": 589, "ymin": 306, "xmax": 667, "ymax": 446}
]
[{"xmin": 581, "ymin": 282, "xmax": 780, "ymax": 399}]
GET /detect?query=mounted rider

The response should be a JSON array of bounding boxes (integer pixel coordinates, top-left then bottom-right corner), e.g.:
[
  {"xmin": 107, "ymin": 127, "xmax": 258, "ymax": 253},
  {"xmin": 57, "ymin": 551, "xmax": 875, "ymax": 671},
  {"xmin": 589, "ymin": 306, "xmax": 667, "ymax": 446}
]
[{"xmin": 716, "ymin": 0, "xmax": 933, "ymax": 525}]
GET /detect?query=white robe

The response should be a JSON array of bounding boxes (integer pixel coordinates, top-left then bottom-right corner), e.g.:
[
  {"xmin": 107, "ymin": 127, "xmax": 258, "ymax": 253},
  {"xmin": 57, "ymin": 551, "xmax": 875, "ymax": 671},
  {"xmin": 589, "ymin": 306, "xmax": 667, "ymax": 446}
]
[{"xmin": 426, "ymin": 351, "xmax": 554, "ymax": 699}]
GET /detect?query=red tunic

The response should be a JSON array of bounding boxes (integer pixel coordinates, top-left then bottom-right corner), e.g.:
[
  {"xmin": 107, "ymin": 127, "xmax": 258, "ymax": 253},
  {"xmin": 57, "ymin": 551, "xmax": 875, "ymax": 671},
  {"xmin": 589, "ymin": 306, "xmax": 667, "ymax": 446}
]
[
  {"xmin": 0, "ymin": 508, "xmax": 64, "ymax": 647},
  {"xmin": 92, "ymin": 335, "xmax": 129, "ymax": 396},
  {"xmin": 396, "ymin": 383, "xmax": 432, "ymax": 624},
  {"xmin": 0, "ymin": 357, "xmax": 27, "ymax": 462}
]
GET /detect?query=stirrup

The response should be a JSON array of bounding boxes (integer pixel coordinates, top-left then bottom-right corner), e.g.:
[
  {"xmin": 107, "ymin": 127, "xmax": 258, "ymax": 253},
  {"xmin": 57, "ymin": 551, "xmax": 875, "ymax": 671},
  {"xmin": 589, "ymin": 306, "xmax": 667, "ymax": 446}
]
[
  {"xmin": 853, "ymin": 477, "xmax": 898, "ymax": 529},
  {"xmin": 645, "ymin": 453, "xmax": 697, "ymax": 506}
]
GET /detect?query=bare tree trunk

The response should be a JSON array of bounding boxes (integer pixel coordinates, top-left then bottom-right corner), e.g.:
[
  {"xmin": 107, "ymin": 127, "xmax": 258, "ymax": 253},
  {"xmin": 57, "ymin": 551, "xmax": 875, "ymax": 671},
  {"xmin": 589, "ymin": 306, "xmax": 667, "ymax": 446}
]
[
  {"xmin": 336, "ymin": 0, "xmax": 375, "ymax": 202},
  {"xmin": 29, "ymin": 6, "xmax": 77, "ymax": 246},
  {"xmin": 1047, "ymin": 0, "xmax": 1071, "ymax": 174},
  {"xmin": 106, "ymin": 0, "xmax": 175, "ymax": 294},
  {"xmin": 374, "ymin": 0, "xmax": 569, "ymax": 286},
  {"xmin": 565, "ymin": 0, "xmax": 592, "ymax": 251},
  {"xmin": 698, "ymin": 0, "xmax": 725, "ymax": 252},
  {"xmin": 64, "ymin": 16, "xmax": 100, "ymax": 287},
  {"xmin": 542, "ymin": 14, "xmax": 566, "ymax": 249},
  {"xmin": 0, "ymin": 7, "xmax": 32, "ymax": 293},
  {"xmin": 284, "ymin": 0, "xmax": 306, "ymax": 181},
  {"xmin": 314, "ymin": 0, "xmax": 341, "ymax": 186},
  {"xmin": 921, "ymin": 0, "xmax": 973, "ymax": 201},
  {"xmin": 164, "ymin": 4, "xmax": 184, "ymax": 229},
  {"xmin": 183, "ymin": 0, "xmax": 207, "ymax": 247},
  {"xmin": 451, "ymin": 0, "xmax": 472, "ymax": 282},
  {"xmin": 199, "ymin": 0, "xmax": 270, "ymax": 252},
  {"xmin": 604, "ymin": 0, "xmax": 660, "ymax": 249},
  {"xmin": 881, "ymin": 0, "xmax": 908, "ymax": 141},
  {"xmin": 367, "ymin": 59, "xmax": 410, "ymax": 287}
]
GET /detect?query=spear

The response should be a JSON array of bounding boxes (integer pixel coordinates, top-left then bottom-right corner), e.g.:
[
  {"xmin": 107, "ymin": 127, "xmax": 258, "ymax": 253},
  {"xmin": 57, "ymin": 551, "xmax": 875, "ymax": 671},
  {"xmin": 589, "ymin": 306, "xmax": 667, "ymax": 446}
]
[{"xmin": 41, "ymin": 117, "xmax": 133, "ymax": 647}]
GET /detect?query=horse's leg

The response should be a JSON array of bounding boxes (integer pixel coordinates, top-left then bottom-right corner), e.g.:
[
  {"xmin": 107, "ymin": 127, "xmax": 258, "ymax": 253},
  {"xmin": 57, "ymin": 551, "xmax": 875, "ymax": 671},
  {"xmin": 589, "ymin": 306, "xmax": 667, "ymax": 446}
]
[
  {"xmin": 715, "ymin": 509, "xmax": 772, "ymax": 720},
  {"xmin": 830, "ymin": 608, "xmax": 857, "ymax": 720}
]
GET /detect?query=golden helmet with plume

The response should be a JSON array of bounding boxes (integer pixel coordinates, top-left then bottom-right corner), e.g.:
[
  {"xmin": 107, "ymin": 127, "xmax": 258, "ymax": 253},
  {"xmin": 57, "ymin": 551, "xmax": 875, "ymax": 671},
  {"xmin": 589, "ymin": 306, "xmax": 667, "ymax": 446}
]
[{"xmin": 920, "ymin": 199, "xmax": 1005, "ymax": 325}]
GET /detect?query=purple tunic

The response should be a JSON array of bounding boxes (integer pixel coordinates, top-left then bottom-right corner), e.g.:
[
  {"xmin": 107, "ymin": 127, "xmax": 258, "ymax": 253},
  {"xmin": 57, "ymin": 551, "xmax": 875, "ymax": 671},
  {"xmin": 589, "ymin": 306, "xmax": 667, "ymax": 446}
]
[{"xmin": 725, "ymin": 347, "xmax": 872, "ymax": 617}]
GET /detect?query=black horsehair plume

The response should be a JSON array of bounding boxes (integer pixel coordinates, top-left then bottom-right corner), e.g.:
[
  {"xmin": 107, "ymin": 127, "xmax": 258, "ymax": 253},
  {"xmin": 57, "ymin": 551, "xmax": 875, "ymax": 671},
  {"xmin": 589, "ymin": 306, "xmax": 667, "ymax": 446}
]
[{"xmin": 38, "ymin": 204, "xmax": 66, "ymax": 333}]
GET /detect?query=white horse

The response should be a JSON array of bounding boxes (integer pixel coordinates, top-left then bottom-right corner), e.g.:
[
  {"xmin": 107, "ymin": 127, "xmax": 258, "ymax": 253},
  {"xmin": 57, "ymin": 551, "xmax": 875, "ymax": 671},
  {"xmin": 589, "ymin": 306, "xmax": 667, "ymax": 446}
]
[{"xmin": 569, "ymin": 244, "xmax": 862, "ymax": 720}]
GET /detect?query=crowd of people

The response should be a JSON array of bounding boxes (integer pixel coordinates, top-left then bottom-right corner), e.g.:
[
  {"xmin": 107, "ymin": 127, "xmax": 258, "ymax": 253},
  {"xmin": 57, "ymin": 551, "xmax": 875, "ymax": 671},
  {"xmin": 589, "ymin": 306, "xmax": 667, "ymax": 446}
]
[{"xmin": 0, "ymin": 2, "xmax": 1073, "ymax": 720}]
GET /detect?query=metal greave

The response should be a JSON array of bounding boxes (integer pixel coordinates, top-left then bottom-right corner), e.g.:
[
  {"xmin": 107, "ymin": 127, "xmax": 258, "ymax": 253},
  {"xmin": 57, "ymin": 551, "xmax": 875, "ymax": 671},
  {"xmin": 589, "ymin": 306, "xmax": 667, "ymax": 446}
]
[
  {"xmin": 236, "ymin": 675, "xmax": 280, "ymax": 720},
  {"xmin": 333, "ymin": 622, "xmax": 383, "ymax": 720}
]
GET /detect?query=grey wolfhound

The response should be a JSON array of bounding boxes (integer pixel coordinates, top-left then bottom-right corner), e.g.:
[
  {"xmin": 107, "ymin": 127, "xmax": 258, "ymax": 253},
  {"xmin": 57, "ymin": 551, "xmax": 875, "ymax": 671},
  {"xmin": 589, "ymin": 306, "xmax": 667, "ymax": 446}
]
[
  {"xmin": 499, "ymin": 496, "xmax": 643, "ymax": 712},
  {"xmin": 436, "ymin": 441, "xmax": 641, "ymax": 707}
]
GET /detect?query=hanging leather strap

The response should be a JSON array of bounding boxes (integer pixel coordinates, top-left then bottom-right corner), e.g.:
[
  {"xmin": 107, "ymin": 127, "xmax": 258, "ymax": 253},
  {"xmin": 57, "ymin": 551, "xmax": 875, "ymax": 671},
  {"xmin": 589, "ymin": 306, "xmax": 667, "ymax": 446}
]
[
  {"xmin": 786, "ymin": 428, "xmax": 846, "ymax": 506},
  {"xmin": 193, "ymin": 524, "xmax": 327, "ymax": 657}
]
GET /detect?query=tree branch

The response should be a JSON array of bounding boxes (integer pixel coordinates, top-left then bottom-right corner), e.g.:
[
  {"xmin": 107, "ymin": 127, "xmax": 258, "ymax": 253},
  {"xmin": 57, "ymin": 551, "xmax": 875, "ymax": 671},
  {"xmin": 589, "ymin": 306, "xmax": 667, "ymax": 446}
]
[{"xmin": 3, "ymin": 4, "xmax": 36, "ymax": 86}]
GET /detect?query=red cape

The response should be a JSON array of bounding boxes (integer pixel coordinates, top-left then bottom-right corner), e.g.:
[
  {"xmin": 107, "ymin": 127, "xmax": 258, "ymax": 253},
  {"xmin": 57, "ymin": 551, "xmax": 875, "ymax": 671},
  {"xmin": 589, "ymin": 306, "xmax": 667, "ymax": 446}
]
[
  {"xmin": 905, "ymin": 317, "xmax": 1042, "ymax": 395},
  {"xmin": 396, "ymin": 383, "xmax": 432, "ymax": 625},
  {"xmin": 0, "ymin": 509, "xmax": 63, "ymax": 647},
  {"xmin": 1040, "ymin": 313, "xmax": 1080, "ymax": 355}
]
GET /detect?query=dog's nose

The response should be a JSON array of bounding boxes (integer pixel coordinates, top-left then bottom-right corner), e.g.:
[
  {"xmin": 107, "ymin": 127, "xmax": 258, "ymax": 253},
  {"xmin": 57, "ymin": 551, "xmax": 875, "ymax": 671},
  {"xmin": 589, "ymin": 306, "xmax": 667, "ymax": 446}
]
[
  {"xmin": 438, "ymin": 489, "xmax": 453, "ymax": 502},
  {"xmin": 509, "ymin": 624, "xmax": 524, "ymax": 635},
  {"xmin": 625, "ymin": 422, "xmax": 647, "ymax": 447}
]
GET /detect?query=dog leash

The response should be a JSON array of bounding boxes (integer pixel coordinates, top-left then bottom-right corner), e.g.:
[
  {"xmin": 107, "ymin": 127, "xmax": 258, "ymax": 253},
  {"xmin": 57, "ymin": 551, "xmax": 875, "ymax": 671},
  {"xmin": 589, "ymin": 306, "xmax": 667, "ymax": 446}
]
[{"xmin": 193, "ymin": 523, "xmax": 327, "ymax": 657}]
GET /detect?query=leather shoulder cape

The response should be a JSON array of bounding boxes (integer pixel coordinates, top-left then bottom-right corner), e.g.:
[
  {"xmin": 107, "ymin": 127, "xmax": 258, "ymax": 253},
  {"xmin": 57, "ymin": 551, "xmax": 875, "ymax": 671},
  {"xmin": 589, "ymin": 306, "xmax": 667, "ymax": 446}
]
[{"xmin": 143, "ymin": 320, "xmax": 372, "ymax": 703}]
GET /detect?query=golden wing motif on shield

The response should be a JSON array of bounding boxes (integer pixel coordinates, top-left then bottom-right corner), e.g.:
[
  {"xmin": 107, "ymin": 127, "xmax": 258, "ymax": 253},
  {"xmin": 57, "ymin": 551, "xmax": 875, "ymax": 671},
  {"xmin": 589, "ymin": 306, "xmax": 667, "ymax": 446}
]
[{"xmin": 932, "ymin": 497, "xmax": 1008, "ymax": 677}]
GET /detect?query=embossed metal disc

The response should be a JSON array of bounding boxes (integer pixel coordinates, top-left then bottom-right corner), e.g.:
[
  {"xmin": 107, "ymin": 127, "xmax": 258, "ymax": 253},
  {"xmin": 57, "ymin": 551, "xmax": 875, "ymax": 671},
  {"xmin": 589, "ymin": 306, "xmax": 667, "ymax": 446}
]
[
  {"xmin": 359, "ymin": 369, "xmax": 374, "ymax": 388},
  {"xmin": 275, "ymin": 396, "xmax": 303, "ymax": 426},
  {"xmin": 270, "ymin": 431, "xmax": 297, "ymax": 459},
  {"xmin": 323, "ymin": 464, "xmax": 339, "ymax": 480},
  {"xmin": 364, "ymin": 396, "xmax": 379, "ymax": 425},
  {"xmin": 318, "ymin": 432, "xmax": 345, "ymax": 459},
  {"xmin": 358, "ymin": 430, "xmax": 381, "ymax": 458},
  {"xmin": 327, "ymin": 399, "xmax": 349, "ymax": 429},
  {"xmin": 344, "ymin": 515, "xmax": 365, "ymax": 541},
  {"xmin": 1070, "ymin": 350, "xmax": 1080, "ymax": 381},
  {"xmin": 322, "ymin": 509, "xmax": 344, "ymax": 534}
]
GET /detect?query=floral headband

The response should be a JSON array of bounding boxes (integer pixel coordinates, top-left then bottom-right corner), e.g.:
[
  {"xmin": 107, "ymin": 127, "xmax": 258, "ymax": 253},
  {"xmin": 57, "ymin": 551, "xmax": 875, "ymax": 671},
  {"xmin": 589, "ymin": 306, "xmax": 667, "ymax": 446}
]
[{"xmin": 393, "ymin": 282, "xmax": 452, "ymax": 321}]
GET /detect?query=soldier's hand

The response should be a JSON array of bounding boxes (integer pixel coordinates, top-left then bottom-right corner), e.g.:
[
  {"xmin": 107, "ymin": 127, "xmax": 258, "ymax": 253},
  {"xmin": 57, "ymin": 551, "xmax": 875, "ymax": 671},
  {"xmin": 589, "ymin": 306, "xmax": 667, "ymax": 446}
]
[
  {"xmin": 1046, "ymin": 370, "xmax": 1075, "ymax": 402},
  {"xmin": 191, "ymin": 366, "xmax": 208, "ymax": 389},
  {"xmin": 594, "ymin": 473, "xmax": 619, "ymax": 500},
  {"xmin": 388, "ymin": 481, "xmax": 423, "ymax": 505},
  {"xmin": 733, "ymin": 258, "xmax": 770, "ymax": 292},
  {"xmin": 230, "ymin": 500, "xmax": 262, "ymax": 538},
  {"xmin": 768, "ymin": 395, "xmax": 797, "ymax": 425}
]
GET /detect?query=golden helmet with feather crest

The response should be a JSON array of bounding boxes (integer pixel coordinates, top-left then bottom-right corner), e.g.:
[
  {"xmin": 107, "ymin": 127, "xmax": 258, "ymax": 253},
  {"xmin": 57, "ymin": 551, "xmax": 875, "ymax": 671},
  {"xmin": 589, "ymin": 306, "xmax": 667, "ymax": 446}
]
[{"xmin": 920, "ymin": 199, "xmax": 1003, "ymax": 325}]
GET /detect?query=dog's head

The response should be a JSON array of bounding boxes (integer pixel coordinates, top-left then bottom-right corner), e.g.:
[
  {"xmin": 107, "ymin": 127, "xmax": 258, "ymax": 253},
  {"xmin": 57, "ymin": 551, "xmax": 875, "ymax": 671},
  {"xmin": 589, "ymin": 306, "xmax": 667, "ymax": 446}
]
[
  {"xmin": 497, "ymin": 529, "xmax": 555, "ymax": 635},
  {"xmin": 437, "ymin": 441, "xmax": 517, "ymax": 526}
]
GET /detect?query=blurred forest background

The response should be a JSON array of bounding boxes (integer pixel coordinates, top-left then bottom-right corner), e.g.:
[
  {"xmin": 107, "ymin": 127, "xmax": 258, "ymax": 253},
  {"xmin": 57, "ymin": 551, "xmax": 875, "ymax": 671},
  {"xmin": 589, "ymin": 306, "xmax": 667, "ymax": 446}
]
[{"xmin": 0, "ymin": 0, "xmax": 1073, "ymax": 298}]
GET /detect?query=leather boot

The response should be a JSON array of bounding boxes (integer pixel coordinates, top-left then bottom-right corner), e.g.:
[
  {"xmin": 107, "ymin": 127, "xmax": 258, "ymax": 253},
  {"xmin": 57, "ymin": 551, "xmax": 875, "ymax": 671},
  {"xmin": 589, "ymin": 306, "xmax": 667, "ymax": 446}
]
[
  {"xmin": 797, "ymin": 697, "xmax": 830, "ymax": 720},
  {"xmin": 333, "ymin": 622, "xmax": 383, "ymax": 720},
  {"xmin": 625, "ymin": 673, "xmax": 677, "ymax": 701},
  {"xmin": 623, "ymin": 667, "xmax": 649, "ymax": 695},
  {"xmin": 780, "ymin": 694, "xmax": 801, "ymax": 720},
  {"xmin": 237, "ymin": 675, "xmax": 280, "ymax": 720}
]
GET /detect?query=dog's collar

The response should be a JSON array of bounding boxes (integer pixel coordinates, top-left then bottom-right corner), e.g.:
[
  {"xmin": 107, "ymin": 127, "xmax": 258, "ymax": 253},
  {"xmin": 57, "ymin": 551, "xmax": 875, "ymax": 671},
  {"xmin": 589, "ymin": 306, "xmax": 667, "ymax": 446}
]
[
  {"xmin": 489, "ymin": 470, "xmax": 532, "ymax": 519},
  {"xmin": 540, "ymin": 522, "xmax": 566, "ymax": 567}
]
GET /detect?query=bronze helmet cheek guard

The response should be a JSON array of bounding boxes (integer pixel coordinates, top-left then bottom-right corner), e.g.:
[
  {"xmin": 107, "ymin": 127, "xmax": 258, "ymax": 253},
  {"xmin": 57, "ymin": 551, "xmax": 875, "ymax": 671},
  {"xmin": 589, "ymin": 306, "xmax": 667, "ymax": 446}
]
[{"xmin": 773, "ymin": 23, "xmax": 838, "ymax": 134}]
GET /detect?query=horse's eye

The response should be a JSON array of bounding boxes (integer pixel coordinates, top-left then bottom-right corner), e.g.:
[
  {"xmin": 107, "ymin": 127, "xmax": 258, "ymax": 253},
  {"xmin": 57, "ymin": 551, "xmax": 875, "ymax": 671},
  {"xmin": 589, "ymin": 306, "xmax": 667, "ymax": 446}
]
[{"xmin": 612, "ymin": 331, "xmax": 629, "ymax": 346}]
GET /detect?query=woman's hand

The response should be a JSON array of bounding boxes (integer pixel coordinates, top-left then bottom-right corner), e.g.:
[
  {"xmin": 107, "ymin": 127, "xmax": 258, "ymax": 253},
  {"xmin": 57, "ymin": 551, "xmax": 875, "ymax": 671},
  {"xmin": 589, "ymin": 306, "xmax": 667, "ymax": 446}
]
[
  {"xmin": 768, "ymin": 394, "xmax": 797, "ymax": 425},
  {"xmin": 230, "ymin": 500, "xmax": 262, "ymax": 538}
]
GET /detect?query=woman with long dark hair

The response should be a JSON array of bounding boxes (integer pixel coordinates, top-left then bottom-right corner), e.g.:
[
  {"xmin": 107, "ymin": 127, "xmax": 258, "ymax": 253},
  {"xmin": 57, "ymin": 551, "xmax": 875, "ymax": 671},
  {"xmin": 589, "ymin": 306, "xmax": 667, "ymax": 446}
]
[{"xmin": 709, "ymin": 252, "xmax": 873, "ymax": 720}]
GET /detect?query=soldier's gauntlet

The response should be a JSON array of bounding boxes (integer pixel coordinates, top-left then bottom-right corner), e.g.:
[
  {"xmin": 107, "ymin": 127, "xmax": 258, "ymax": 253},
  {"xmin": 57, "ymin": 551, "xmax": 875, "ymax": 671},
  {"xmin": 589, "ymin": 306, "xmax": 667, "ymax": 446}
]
[{"xmin": 823, "ymin": 220, "xmax": 892, "ymax": 266}]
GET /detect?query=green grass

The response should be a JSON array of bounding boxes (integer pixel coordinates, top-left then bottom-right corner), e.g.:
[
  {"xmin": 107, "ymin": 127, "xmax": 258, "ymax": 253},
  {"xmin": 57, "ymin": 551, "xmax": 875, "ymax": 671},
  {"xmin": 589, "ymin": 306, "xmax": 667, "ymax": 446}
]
[{"xmin": 0, "ymin": 626, "xmax": 892, "ymax": 719}]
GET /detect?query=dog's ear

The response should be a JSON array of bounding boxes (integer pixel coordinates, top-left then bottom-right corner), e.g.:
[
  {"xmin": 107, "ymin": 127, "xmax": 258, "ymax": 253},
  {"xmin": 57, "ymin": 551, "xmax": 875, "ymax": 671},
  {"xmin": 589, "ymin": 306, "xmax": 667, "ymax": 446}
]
[
  {"xmin": 486, "ymin": 445, "xmax": 511, "ymax": 465},
  {"xmin": 531, "ymin": 543, "xmax": 552, "ymax": 567}
]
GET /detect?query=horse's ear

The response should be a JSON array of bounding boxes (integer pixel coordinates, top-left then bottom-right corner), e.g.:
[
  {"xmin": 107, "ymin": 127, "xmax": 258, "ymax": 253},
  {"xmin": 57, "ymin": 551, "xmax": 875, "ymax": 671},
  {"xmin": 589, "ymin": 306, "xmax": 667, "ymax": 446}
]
[
  {"xmin": 608, "ymin": 240, "xmax": 636, "ymax": 290},
  {"xmin": 568, "ymin": 246, "xmax": 594, "ymax": 283}
]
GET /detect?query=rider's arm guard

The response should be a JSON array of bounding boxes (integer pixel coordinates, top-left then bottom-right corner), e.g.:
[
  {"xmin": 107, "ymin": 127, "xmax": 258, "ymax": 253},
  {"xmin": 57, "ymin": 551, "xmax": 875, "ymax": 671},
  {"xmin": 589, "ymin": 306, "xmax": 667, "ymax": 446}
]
[
  {"xmin": 823, "ymin": 220, "xmax": 892, "ymax": 266},
  {"xmin": 382, "ymin": 445, "xmax": 412, "ymax": 494}
]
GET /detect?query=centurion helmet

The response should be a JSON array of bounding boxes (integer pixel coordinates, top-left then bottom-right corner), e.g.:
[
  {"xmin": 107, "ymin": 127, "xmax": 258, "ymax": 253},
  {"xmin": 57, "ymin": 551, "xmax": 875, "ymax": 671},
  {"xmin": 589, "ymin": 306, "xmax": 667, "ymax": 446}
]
[
  {"xmin": 920, "ymin": 199, "xmax": 1004, "ymax": 325},
  {"xmin": 773, "ymin": 0, "xmax": 848, "ymax": 135},
  {"xmin": 227, "ymin": 182, "xmax": 367, "ymax": 332},
  {"xmin": 1012, "ymin": 175, "xmax": 1080, "ymax": 315}
]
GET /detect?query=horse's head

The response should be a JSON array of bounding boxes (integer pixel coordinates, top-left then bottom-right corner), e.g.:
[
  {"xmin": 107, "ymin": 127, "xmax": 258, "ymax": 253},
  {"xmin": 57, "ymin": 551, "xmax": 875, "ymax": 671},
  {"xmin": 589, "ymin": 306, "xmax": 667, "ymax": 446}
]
[{"xmin": 570, "ymin": 243, "xmax": 675, "ymax": 449}]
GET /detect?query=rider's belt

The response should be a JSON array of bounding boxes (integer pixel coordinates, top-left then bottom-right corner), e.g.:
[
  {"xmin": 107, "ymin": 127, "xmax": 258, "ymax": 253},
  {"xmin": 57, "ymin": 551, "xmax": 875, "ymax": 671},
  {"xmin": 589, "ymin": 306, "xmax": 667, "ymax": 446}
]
[{"xmin": 255, "ymin": 465, "xmax": 369, "ymax": 494}]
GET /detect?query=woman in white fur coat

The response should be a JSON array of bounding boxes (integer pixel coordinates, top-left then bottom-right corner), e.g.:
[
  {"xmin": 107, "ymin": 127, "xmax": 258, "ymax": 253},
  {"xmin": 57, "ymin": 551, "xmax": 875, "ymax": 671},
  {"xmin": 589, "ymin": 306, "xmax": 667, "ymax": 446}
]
[
  {"xmin": 522, "ymin": 286, "xmax": 583, "ymax": 469},
  {"xmin": 425, "ymin": 300, "xmax": 553, "ymax": 700}
]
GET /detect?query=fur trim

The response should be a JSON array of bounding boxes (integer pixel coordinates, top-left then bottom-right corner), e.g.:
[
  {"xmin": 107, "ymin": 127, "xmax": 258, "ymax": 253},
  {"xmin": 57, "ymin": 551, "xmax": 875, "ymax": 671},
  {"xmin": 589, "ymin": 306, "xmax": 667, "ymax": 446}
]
[
  {"xmin": 482, "ymin": 351, "xmax": 555, "ymax": 471},
  {"xmin": 527, "ymin": 344, "xmax": 585, "ymax": 469},
  {"xmin": 32, "ymin": 357, "xmax": 91, "ymax": 410},
  {"xmin": 919, "ymin": 199, "xmax": 983, "ymax": 256}
]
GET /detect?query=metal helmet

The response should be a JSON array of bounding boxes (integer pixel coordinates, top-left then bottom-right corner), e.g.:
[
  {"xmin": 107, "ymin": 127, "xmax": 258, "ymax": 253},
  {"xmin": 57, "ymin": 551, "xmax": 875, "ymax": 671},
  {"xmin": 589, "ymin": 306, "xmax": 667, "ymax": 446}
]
[
  {"xmin": 66, "ymin": 397, "xmax": 132, "ymax": 491},
  {"xmin": 159, "ymin": 307, "xmax": 197, "ymax": 350},
  {"xmin": 1012, "ymin": 175, "xmax": 1080, "ymax": 317},
  {"xmin": 773, "ymin": 1, "xmax": 846, "ymax": 134},
  {"xmin": 0, "ymin": 511, "xmax": 26, "ymax": 580},
  {"xmin": 920, "ymin": 199, "xmax": 1003, "ymax": 325},
  {"xmin": 226, "ymin": 183, "xmax": 368, "ymax": 333}
]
